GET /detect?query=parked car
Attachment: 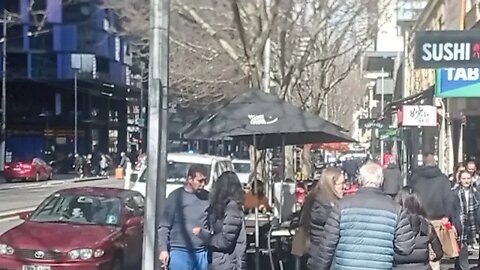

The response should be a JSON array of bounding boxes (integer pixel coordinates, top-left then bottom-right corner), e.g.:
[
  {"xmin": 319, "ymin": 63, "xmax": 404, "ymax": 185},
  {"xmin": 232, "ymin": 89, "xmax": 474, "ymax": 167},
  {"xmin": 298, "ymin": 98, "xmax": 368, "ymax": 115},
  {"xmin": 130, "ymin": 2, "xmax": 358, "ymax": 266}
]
[
  {"xmin": 0, "ymin": 187, "xmax": 145, "ymax": 270},
  {"xmin": 48, "ymin": 155, "xmax": 75, "ymax": 174},
  {"xmin": 131, "ymin": 152, "xmax": 233, "ymax": 198},
  {"xmin": 4, "ymin": 158, "xmax": 53, "ymax": 183}
]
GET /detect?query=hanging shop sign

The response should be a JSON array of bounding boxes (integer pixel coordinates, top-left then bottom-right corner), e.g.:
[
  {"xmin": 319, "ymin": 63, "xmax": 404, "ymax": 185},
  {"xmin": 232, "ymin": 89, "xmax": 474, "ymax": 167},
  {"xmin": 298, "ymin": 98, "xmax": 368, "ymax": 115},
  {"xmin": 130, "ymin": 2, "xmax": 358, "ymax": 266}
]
[
  {"xmin": 435, "ymin": 67, "xmax": 480, "ymax": 97},
  {"xmin": 400, "ymin": 105, "xmax": 437, "ymax": 127},
  {"xmin": 414, "ymin": 30, "xmax": 480, "ymax": 68},
  {"xmin": 379, "ymin": 128, "xmax": 402, "ymax": 141}
]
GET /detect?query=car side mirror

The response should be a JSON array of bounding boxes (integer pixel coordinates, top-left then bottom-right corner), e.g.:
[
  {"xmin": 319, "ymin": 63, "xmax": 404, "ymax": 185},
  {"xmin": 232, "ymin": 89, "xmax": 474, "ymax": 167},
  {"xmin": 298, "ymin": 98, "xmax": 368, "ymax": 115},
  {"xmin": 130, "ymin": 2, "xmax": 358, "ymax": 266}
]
[
  {"xmin": 125, "ymin": 216, "xmax": 142, "ymax": 228},
  {"xmin": 19, "ymin": 211, "xmax": 32, "ymax": 220}
]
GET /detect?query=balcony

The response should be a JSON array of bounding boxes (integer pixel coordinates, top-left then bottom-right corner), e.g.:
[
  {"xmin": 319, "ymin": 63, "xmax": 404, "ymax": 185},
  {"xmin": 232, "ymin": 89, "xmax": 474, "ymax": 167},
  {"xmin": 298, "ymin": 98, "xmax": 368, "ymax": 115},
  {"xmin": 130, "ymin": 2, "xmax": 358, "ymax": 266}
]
[{"xmin": 465, "ymin": 3, "xmax": 480, "ymax": 29}]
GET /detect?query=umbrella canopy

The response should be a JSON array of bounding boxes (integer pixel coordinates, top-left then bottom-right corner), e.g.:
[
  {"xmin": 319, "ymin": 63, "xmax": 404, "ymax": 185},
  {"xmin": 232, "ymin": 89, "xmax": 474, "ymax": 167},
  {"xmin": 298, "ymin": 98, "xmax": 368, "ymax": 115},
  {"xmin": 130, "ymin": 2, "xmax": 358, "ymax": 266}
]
[{"xmin": 183, "ymin": 89, "xmax": 355, "ymax": 149}]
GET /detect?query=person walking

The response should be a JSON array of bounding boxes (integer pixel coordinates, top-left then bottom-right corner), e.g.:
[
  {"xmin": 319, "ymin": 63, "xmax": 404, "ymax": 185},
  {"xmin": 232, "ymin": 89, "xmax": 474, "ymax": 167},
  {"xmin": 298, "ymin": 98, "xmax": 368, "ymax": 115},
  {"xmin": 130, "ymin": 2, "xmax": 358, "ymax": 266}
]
[
  {"xmin": 383, "ymin": 159, "xmax": 403, "ymax": 198},
  {"xmin": 296, "ymin": 167, "xmax": 344, "ymax": 270},
  {"xmin": 308, "ymin": 162, "xmax": 415, "ymax": 270},
  {"xmin": 452, "ymin": 170, "xmax": 480, "ymax": 269},
  {"xmin": 393, "ymin": 187, "xmax": 443, "ymax": 269},
  {"xmin": 192, "ymin": 171, "xmax": 246, "ymax": 270},
  {"xmin": 158, "ymin": 165, "xmax": 210, "ymax": 270},
  {"xmin": 466, "ymin": 161, "xmax": 480, "ymax": 186},
  {"xmin": 410, "ymin": 153, "xmax": 460, "ymax": 270}
]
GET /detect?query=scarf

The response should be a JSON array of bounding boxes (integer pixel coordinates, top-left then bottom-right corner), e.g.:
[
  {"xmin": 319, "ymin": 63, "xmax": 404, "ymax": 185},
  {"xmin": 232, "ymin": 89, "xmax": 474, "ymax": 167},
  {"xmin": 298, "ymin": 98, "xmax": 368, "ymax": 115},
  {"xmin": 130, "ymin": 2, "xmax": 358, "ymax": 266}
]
[{"xmin": 458, "ymin": 187, "xmax": 479, "ymax": 244}]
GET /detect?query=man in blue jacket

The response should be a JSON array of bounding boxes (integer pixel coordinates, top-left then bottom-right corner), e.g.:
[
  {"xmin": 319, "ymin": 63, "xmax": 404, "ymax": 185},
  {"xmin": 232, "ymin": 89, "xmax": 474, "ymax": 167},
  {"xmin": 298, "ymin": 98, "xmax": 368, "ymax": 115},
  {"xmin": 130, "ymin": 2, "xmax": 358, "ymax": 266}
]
[{"xmin": 309, "ymin": 162, "xmax": 415, "ymax": 270}]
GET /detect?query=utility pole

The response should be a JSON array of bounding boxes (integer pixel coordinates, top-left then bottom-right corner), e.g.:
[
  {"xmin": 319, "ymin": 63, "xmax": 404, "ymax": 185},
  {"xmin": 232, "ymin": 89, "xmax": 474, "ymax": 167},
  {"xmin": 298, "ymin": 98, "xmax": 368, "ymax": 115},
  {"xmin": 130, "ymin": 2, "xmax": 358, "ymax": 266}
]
[
  {"xmin": 142, "ymin": 0, "xmax": 169, "ymax": 269},
  {"xmin": 0, "ymin": 12, "xmax": 7, "ymax": 171},
  {"xmin": 74, "ymin": 70, "xmax": 78, "ymax": 154},
  {"xmin": 380, "ymin": 67, "xmax": 385, "ymax": 166}
]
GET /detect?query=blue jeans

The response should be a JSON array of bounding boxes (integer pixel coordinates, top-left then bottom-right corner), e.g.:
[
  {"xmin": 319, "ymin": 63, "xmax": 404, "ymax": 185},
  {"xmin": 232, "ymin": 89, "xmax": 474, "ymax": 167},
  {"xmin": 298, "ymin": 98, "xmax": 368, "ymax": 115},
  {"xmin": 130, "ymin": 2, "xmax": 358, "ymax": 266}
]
[{"xmin": 170, "ymin": 248, "xmax": 208, "ymax": 270}]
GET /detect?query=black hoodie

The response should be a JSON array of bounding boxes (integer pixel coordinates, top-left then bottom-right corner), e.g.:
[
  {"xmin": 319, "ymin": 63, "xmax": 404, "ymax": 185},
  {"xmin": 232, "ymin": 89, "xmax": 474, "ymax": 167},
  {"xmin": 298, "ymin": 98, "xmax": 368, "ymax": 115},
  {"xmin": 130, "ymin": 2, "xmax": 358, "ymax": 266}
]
[
  {"xmin": 410, "ymin": 166, "xmax": 457, "ymax": 222},
  {"xmin": 383, "ymin": 163, "xmax": 402, "ymax": 195}
]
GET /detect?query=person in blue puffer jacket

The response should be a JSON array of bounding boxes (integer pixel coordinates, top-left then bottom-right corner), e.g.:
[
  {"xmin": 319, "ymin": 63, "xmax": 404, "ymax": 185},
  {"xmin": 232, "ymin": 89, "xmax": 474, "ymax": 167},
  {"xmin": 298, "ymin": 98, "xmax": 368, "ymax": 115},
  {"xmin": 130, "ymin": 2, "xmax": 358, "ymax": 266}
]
[{"xmin": 308, "ymin": 162, "xmax": 415, "ymax": 270}]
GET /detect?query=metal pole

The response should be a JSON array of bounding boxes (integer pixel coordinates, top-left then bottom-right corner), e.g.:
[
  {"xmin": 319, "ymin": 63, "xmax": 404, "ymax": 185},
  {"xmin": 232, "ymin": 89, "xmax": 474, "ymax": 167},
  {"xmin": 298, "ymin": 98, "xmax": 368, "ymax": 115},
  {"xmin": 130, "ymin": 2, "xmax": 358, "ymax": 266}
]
[
  {"xmin": 74, "ymin": 71, "xmax": 78, "ymax": 154},
  {"xmin": 143, "ymin": 0, "xmax": 169, "ymax": 268},
  {"xmin": 380, "ymin": 67, "xmax": 385, "ymax": 165},
  {"xmin": 253, "ymin": 135, "xmax": 260, "ymax": 270},
  {"xmin": 140, "ymin": 64, "xmax": 145, "ymax": 151},
  {"xmin": 262, "ymin": 0, "xmax": 273, "ymax": 213},
  {"xmin": 0, "ymin": 12, "xmax": 7, "ymax": 171}
]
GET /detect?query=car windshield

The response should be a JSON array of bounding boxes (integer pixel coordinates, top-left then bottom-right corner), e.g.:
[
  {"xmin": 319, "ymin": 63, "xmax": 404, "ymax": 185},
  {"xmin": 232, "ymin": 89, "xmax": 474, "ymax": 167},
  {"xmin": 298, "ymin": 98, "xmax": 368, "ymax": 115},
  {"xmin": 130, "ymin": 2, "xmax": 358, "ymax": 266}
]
[
  {"xmin": 233, "ymin": 162, "xmax": 250, "ymax": 174},
  {"xmin": 138, "ymin": 162, "xmax": 211, "ymax": 183},
  {"xmin": 30, "ymin": 194, "xmax": 122, "ymax": 226}
]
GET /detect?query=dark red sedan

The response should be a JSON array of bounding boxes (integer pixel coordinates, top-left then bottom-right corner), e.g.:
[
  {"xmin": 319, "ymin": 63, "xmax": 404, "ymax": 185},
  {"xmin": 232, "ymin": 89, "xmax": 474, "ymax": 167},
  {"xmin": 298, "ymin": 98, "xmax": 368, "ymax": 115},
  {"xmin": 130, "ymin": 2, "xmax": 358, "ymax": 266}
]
[
  {"xmin": 4, "ymin": 158, "xmax": 53, "ymax": 183},
  {"xmin": 0, "ymin": 187, "xmax": 145, "ymax": 270}
]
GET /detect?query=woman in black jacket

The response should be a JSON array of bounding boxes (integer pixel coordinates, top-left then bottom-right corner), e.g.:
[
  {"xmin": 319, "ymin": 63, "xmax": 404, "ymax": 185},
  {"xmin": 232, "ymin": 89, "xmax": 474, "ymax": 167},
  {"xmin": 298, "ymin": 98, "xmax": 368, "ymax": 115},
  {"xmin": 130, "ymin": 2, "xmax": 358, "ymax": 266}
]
[
  {"xmin": 305, "ymin": 167, "xmax": 345, "ymax": 269},
  {"xmin": 193, "ymin": 171, "xmax": 246, "ymax": 270},
  {"xmin": 394, "ymin": 187, "xmax": 443, "ymax": 270}
]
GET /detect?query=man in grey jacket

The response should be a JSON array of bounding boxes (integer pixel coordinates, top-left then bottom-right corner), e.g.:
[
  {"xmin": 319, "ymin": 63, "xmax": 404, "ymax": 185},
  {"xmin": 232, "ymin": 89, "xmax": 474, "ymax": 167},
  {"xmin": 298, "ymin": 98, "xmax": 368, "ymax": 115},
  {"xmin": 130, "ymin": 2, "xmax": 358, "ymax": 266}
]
[
  {"xmin": 383, "ymin": 160, "xmax": 402, "ymax": 197},
  {"xmin": 309, "ymin": 162, "xmax": 415, "ymax": 270},
  {"xmin": 158, "ymin": 164, "xmax": 210, "ymax": 270}
]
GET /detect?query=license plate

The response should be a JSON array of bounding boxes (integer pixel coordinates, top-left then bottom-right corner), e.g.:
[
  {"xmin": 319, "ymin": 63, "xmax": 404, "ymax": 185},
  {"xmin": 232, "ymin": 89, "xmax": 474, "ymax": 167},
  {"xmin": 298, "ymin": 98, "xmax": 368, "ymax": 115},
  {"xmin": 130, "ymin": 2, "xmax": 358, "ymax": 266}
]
[{"xmin": 22, "ymin": 266, "xmax": 51, "ymax": 270}]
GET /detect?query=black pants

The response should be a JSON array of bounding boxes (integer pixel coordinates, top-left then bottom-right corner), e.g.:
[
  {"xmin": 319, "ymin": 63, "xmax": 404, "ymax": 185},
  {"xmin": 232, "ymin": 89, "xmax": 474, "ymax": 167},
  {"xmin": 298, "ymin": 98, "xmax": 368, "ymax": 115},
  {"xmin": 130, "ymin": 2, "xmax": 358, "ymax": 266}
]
[
  {"xmin": 292, "ymin": 255, "xmax": 307, "ymax": 270},
  {"xmin": 455, "ymin": 244, "xmax": 470, "ymax": 270}
]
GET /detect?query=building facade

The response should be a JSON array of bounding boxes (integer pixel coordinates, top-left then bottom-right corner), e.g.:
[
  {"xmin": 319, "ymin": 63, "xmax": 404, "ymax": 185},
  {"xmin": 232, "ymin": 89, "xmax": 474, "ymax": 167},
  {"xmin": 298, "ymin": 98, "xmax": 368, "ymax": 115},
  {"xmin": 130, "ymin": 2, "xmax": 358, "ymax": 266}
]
[{"xmin": 0, "ymin": 0, "xmax": 142, "ymax": 163}]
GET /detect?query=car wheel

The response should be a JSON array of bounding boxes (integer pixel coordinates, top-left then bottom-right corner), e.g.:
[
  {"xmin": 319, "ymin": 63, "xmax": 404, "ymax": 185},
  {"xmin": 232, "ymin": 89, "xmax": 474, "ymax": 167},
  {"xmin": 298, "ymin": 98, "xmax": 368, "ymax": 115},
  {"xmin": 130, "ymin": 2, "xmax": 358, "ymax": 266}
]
[
  {"xmin": 110, "ymin": 256, "xmax": 123, "ymax": 270},
  {"xmin": 5, "ymin": 178, "xmax": 13, "ymax": 183}
]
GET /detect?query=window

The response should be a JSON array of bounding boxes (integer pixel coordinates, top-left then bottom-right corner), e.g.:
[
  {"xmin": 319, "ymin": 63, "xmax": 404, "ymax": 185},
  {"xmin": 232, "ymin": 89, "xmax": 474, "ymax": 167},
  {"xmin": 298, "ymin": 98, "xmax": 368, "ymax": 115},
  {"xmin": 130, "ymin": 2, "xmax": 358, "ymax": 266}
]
[
  {"xmin": 6, "ymin": 25, "xmax": 24, "ymax": 50},
  {"xmin": 31, "ymin": 0, "xmax": 46, "ymax": 11},
  {"xmin": 6, "ymin": 53, "xmax": 27, "ymax": 78},
  {"xmin": 30, "ymin": 194, "xmax": 122, "ymax": 226},
  {"xmin": 31, "ymin": 53, "xmax": 57, "ymax": 78},
  {"xmin": 77, "ymin": 23, "xmax": 95, "ymax": 51},
  {"xmin": 96, "ymin": 57, "xmax": 109, "ymax": 73},
  {"xmin": 63, "ymin": 2, "xmax": 92, "ymax": 23},
  {"xmin": 29, "ymin": 25, "xmax": 53, "ymax": 50},
  {"xmin": 125, "ymin": 195, "xmax": 145, "ymax": 216},
  {"xmin": 1, "ymin": 1, "xmax": 20, "ymax": 14}
]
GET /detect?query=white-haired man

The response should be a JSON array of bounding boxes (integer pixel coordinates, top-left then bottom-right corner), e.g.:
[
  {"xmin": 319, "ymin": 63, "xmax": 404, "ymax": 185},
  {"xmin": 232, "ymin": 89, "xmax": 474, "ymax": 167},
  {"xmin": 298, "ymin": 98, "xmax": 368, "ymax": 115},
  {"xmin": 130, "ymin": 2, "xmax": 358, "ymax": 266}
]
[{"xmin": 308, "ymin": 162, "xmax": 415, "ymax": 270}]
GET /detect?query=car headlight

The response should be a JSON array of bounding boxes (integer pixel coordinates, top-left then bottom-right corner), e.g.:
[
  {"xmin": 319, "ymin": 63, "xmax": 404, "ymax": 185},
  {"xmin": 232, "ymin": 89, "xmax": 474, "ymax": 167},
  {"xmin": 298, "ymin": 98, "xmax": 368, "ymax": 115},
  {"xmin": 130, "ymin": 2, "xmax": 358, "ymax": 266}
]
[
  {"xmin": 0, "ymin": 243, "xmax": 15, "ymax": 255},
  {"xmin": 68, "ymin": 248, "xmax": 104, "ymax": 260}
]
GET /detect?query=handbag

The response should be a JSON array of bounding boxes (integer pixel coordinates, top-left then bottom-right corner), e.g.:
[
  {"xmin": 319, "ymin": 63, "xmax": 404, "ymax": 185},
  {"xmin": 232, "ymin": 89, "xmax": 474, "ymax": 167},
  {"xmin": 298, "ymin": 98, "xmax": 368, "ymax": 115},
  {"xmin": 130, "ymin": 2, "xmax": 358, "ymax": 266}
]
[
  {"xmin": 291, "ymin": 226, "xmax": 310, "ymax": 256},
  {"xmin": 431, "ymin": 220, "xmax": 459, "ymax": 258}
]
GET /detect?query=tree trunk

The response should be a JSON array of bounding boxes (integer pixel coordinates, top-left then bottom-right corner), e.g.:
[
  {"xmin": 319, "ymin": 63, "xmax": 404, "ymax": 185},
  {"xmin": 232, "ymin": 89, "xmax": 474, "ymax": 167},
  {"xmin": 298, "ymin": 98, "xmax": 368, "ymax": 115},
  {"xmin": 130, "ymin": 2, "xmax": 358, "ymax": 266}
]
[
  {"xmin": 249, "ymin": 145, "xmax": 264, "ymax": 182},
  {"xmin": 301, "ymin": 144, "xmax": 312, "ymax": 179},
  {"xmin": 284, "ymin": 145, "xmax": 295, "ymax": 179}
]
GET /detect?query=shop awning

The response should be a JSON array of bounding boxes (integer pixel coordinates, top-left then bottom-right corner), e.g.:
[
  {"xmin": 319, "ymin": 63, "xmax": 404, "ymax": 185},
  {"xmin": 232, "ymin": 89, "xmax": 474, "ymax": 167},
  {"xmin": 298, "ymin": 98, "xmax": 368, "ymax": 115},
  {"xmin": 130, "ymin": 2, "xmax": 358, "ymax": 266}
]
[{"xmin": 384, "ymin": 86, "xmax": 434, "ymax": 114}]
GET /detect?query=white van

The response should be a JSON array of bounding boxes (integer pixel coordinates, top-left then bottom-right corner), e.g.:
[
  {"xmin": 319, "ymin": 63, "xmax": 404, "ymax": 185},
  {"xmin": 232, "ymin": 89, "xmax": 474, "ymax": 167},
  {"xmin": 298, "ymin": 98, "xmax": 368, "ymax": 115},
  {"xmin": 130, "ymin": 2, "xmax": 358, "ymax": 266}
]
[
  {"xmin": 232, "ymin": 159, "xmax": 251, "ymax": 185},
  {"xmin": 131, "ymin": 152, "xmax": 234, "ymax": 197}
]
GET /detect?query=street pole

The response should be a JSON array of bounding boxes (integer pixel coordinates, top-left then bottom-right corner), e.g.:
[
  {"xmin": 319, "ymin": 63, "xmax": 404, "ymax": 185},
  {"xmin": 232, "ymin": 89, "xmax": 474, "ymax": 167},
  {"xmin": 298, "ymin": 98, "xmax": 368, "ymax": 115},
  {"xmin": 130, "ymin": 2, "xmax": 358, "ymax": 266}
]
[
  {"xmin": 143, "ymin": 0, "xmax": 169, "ymax": 269},
  {"xmin": 74, "ymin": 70, "xmax": 78, "ymax": 154},
  {"xmin": 261, "ymin": 1, "xmax": 271, "ymax": 268},
  {"xmin": 140, "ymin": 63, "xmax": 145, "ymax": 152},
  {"xmin": 0, "ymin": 12, "xmax": 7, "ymax": 171},
  {"xmin": 380, "ymin": 67, "xmax": 385, "ymax": 166}
]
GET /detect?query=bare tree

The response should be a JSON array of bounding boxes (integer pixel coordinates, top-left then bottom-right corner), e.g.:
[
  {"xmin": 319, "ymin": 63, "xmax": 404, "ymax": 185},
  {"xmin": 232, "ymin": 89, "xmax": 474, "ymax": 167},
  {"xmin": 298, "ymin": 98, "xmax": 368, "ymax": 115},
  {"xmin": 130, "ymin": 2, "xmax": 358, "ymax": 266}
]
[{"xmin": 103, "ymin": 0, "xmax": 245, "ymax": 110}]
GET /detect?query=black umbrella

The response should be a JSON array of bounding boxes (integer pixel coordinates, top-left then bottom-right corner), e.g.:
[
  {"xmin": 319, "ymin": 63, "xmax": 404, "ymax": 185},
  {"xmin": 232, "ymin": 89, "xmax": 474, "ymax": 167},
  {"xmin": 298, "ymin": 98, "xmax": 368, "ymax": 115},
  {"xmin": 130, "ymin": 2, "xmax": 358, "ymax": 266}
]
[{"xmin": 183, "ymin": 88, "xmax": 355, "ymax": 148}]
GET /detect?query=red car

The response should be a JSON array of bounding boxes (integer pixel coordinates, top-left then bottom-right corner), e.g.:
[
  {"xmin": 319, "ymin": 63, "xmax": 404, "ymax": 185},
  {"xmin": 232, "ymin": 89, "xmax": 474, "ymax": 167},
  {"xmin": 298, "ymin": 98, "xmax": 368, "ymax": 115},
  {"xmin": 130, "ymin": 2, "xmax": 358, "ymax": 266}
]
[
  {"xmin": 0, "ymin": 187, "xmax": 145, "ymax": 270},
  {"xmin": 4, "ymin": 158, "xmax": 53, "ymax": 183}
]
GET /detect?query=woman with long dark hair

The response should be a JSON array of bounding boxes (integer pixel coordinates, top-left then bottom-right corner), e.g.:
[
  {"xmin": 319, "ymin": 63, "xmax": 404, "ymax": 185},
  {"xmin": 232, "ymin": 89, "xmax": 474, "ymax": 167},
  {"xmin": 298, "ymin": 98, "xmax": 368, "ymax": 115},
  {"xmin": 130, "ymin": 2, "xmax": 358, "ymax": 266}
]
[
  {"xmin": 394, "ymin": 187, "xmax": 443, "ymax": 269},
  {"xmin": 304, "ymin": 167, "xmax": 345, "ymax": 269},
  {"xmin": 193, "ymin": 171, "xmax": 246, "ymax": 270}
]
